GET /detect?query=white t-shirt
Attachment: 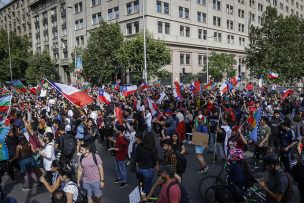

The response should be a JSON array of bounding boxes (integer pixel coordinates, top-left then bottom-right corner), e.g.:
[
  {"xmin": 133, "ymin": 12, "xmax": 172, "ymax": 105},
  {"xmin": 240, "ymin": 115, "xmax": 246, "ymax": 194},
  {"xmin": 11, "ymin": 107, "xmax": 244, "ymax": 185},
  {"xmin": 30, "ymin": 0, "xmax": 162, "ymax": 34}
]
[
  {"xmin": 145, "ymin": 112, "xmax": 152, "ymax": 127},
  {"xmin": 42, "ymin": 141, "xmax": 55, "ymax": 171},
  {"xmin": 90, "ymin": 111, "xmax": 98, "ymax": 124},
  {"xmin": 64, "ymin": 181, "xmax": 79, "ymax": 203}
]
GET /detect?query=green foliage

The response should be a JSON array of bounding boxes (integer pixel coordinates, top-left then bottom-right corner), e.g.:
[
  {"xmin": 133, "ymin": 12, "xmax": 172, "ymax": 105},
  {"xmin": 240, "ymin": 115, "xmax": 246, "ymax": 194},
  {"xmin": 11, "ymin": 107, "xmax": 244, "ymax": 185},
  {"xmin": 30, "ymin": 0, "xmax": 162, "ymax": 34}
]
[
  {"xmin": 120, "ymin": 32, "xmax": 171, "ymax": 80},
  {"xmin": 82, "ymin": 21, "xmax": 124, "ymax": 83},
  {"xmin": 154, "ymin": 69, "xmax": 172, "ymax": 80},
  {"xmin": 25, "ymin": 51, "xmax": 57, "ymax": 84},
  {"xmin": 0, "ymin": 29, "xmax": 30, "ymax": 81},
  {"xmin": 246, "ymin": 6, "xmax": 304, "ymax": 83},
  {"xmin": 208, "ymin": 52, "xmax": 237, "ymax": 81}
]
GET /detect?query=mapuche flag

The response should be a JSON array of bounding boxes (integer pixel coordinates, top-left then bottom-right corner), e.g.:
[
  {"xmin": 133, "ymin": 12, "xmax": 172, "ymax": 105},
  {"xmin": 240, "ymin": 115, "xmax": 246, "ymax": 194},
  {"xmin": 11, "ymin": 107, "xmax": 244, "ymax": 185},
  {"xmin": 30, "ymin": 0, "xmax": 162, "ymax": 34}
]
[{"xmin": 11, "ymin": 80, "xmax": 27, "ymax": 93}]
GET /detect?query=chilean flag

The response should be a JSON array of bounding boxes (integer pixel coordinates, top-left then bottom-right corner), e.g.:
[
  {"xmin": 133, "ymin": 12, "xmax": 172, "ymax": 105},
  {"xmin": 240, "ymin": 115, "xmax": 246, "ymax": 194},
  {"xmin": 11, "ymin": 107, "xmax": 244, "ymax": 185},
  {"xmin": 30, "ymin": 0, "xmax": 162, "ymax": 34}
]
[
  {"xmin": 122, "ymin": 85, "xmax": 138, "ymax": 97},
  {"xmin": 50, "ymin": 82, "xmax": 93, "ymax": 108},
  {"xmin": 115, "ymin": 107, "xmax": 123, "ymax": 125},
  {"xmin": 147, "ymin": 97, "xmax": 158, "ymax": 116},
  {"xmin": 230, "ymin": 75, "xmax": 241, "ymax": 87},
  {"xmin": 190, "ymin": 80, "xmax": 201, "ymax": 93},
  {"xmin": 267, "ymin": 72, "xmax": 279, "ymax": 79},
  {"xmin": 219, "ymin": 82, "xmax": 228, "ymax": 94},
  {"xmin": 139, "ymin": 82, "xmax": 149, "ymax": 90},
  {"xmin": 98, "ymin": 89, "xmax": 111, "ymax": 105},
  {"xmin": 282, "ymin": 89, "xmax": 294, "ymax": 99},
  {"xmin": 174, "ymin": 81, "xmax": 182, "ymax": 98}
]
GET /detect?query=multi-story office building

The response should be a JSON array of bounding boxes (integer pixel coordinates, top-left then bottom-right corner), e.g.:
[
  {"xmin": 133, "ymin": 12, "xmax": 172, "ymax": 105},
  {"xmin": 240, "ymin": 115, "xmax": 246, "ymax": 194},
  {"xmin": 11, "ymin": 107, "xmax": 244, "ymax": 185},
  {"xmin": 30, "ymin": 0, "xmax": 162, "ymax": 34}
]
[
  {"xmin": 1, "ymin": 0, "xmax": 304, "ymax": 84},
  {"xmin": 0, "ymin": 0, "xmax": 32, "ymax": 45}
]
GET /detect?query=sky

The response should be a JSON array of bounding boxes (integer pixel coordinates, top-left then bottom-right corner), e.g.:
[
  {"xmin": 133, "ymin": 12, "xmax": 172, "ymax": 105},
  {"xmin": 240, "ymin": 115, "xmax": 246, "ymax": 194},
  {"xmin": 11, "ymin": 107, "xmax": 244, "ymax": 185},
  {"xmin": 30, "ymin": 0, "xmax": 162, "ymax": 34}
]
[{"xmin": 0, "ymin": 0, "xmax": 11, "ymax": 7}]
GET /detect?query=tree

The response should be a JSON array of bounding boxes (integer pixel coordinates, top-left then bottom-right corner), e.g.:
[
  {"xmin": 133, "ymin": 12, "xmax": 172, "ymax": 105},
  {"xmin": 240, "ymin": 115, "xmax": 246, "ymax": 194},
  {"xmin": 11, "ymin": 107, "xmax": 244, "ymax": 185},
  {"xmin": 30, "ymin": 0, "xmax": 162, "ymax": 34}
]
[
  {"xmin": 25, "ymin": 51, "xmax": 57, "ymax": 84},
  {"xmin": 246, "ymin": 6, "xmax": 304, "ymax": 83},
  {"xmin": 120, "ymin": 32, "xmax": 171, "ymax": 80},
  {"xmin": 208, "ymin": 52, "xmax": 237, "ymax": 82},
  {"xmin": 82, "ymin": 21, "xmax": 124, "ymax": 83},
  {"xmin": 0, "ymin": 29, "xmax": 30, "ymax": 81}
]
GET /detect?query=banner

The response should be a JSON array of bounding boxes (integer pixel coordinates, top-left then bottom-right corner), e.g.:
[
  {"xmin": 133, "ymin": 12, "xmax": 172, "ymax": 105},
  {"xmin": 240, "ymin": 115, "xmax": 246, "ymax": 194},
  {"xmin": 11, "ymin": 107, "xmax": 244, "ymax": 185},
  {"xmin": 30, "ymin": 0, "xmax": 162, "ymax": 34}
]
[
  {"xmin": 0, "ymin": 127, "xmax": 10, "ymax": 161},
  {"xmin": 75, "ymin": 55, "xmax": 83, "ymax": 72}
]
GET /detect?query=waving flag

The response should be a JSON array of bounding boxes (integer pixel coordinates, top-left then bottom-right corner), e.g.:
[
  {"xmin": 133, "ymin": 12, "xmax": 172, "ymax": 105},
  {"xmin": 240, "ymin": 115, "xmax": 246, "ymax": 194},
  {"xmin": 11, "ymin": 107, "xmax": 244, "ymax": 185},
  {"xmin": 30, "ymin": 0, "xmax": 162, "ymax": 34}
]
[
  {"xmin": 267, "ymin": 72, "xmax": 279, "ymax": 79},
  {"xmin": 122, "ymin": 85, "xmax": 138, "ymax": 97},
  {"xmin": 249, "ymin": 108, "xmax": 262, "ymax": 142},
  {"xmin": 0, "ymin": 127, "xmax": 10, "ymax": 161},
  {"xmin": 139, "ymin": 82, "xmax": 149, "ymax": 90},
  {"xmin": 49, "ymin": 81, "xmax": 93, "ymax": 108},
  {"xmin": 203, "ymin": 81, "xmax": 213, "ymax": 90},
  {"xmin": 174, "ymin": 81, "xmax": 182, "ymax": 98},
  {"xmin": 230, "ymin": 75, "xmax": 241, "ymax": 87},
  {"xmin": 282, "ymin": 89, "xmax": 294, "ymax": 99},
  {"xmin": 98, "ymin": 89, "xmax": 111, "ymax": 105},
  {"xmin": 0, "ymin": 95, "xmax": 12, "ymax": 113},
  {"xmin": 147, "ymin": 97, "xmax": 158, "ymax": 116},
  {"xmin": 152, "ymin": 81, "xmax": 161, "ymax": 87},
  {"xmin": 219, "ymin": 82, "xmax": 228, "ymax": 94},
  {"xmin": 190, "ymin": 80, "xmax": 201, "ymax": 93},
  {"xmin": 157, "ymin": 91, "xmax": 167, "ymax": 104},
  {"xmin": 11, "ymin": 80, "xmax": 27, "ymax": 93}
]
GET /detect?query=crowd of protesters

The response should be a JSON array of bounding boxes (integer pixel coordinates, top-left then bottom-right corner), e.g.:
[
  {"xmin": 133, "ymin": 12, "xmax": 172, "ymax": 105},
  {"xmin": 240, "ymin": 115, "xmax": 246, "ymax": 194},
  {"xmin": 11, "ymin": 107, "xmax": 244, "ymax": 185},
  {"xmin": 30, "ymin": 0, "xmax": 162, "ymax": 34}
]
[{"xmin": 0, "ymin": 80, "xmax": 303, "ymax": 203}]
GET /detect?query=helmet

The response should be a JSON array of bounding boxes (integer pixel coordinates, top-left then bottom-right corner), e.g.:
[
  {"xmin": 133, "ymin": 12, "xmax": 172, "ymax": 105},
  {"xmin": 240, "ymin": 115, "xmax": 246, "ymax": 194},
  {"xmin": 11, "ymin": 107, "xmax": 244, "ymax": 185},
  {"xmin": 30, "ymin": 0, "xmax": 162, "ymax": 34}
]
[
  {"xmin": 228, "ymin": 149, "xmax": 245, "ymax": 161},
  {"xmin": 263, "ymin": 153, "xmax": 280, "ymax": 165}
]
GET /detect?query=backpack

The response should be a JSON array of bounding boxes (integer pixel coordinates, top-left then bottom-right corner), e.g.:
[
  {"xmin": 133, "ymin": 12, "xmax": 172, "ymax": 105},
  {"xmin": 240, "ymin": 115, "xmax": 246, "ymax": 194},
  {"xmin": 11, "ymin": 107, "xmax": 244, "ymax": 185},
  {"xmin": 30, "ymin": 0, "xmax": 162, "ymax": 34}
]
[
  {"xmin": 166, "ymin": 181, "xmax": 189, "ymax": 203},
  {"xmin": 280, "ymin": 172, "xmax": 294, "ymax": 202},
  {"xmin": 66, "ymin": 182, "xmax": 88, "ymax": 203},
  {"xmin": 175, "ymin": 152, "xmax": 187, "ymax": 175},
  {"xmin": 62, "ymin": 134, "xmax": 76, "ymax": 156}
]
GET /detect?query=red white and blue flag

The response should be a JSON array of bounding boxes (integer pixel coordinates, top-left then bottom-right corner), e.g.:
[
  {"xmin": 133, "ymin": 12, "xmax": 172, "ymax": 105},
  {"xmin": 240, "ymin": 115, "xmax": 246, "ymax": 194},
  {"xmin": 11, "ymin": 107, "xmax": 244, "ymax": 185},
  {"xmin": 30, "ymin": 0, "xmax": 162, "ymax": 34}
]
[
  {"xmin": 219, "ymin": 82, "xmax": 228, "ymax": 94},
  {"xmin": 230, "ymin": 75, "xmax": 241, "ymax": 87},
  {"xmin": 190, "ymin": 80, "xmax": 201, "ymax": 93},
  {"xmin": 282, "ymin": 89, "xmax": 294, "ymax": 99},
  {"xmin": 122, "ymin": 85, "xmax": 138, "ymax": 97},
  {"xmin": 267, "ymin": 72, "xmax": 279, "ymax": 79},
  {"xmin": 139, "ymin": 82, "xmax": 149, "ymax": 90},
  {"xmin": 98, "ymin": 89, "xmax": 111, "ymax": 105},
  {"xmin": 174, "ymin": 81, "xmax": 182, "ymax": 98},
  {"xmin": 49, "ymin": 81, "xmax": 93, "ymax": 108},
  {"xmin": 147, "ymin": 97, "xmax": 159, "ymax": 116}
]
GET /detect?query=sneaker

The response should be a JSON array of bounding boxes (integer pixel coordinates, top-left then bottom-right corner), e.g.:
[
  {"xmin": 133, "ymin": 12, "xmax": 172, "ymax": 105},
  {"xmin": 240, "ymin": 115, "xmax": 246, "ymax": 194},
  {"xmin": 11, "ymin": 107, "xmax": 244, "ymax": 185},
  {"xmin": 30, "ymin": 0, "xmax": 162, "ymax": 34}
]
[
  {"xmin": 113, "ymin": 179, "xmax": 122, "ymax": 184},
  {"xmin": 119, "ymin": 182, "xmax": 128, "ymax": 188},
  {"xmin": 22, "ymin": 187, "xmax": 31, "ymax": 191},
  {"xmin": 126, "ymin": 160, "xmax": 130, "ymax": 165},
  {"xmin": 198, "ymin": 166, "xmax": 209, "ymax": 174},
  {"xmin": 188, "ymin": 141, "xmax": 192, "ymax": 144}
]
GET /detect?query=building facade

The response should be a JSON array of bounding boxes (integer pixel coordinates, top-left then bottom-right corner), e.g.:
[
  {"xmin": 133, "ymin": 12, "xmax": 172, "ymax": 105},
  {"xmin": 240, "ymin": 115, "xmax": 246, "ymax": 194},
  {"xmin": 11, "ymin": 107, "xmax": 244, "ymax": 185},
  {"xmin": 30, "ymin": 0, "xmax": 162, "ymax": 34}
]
[{"xmin": 1, "ymin": 0, "xmax": 304, "ymax": 84}]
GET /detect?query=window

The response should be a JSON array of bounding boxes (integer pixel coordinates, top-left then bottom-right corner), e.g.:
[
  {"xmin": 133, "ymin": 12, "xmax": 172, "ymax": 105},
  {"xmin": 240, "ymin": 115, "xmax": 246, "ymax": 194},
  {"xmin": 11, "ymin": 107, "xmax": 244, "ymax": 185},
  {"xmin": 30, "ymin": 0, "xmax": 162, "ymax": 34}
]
[
  {"xmin": 286, "ymin": 6, "xmax": 289, "ymax": 13},
  {"xmin": 198, "ymin": 29, "xmax": 202, "ymax": 39},
  {"xmin": 197, "ymin": 11, "xmax": 207, "ymax": 23},
  {"xmin": 156, "ymin": 1, "xmax": 162, "ymax": 12},
  {"xmin": 238, "ymin": 9, "xmax": 244, "ymax": 18},
  {"xmin": 227, "ymin": 35, "xmax": 234, "ymax": 44},
  {"xmin": 165, "ymin": 22, "xmax": 170, "ymax": 34},
  {"xmin": 180, "ymin": 25, "xmax": 190, "ymax": 37},
  {"xmin": 76, "ymin": 35, "xmax": 84, "ymax": 47},
  {"xmin": 198, "ymin": 55, "xmax": 207, "ymax": 66},
  {"xmin": 157, "ymin": 1, "xmax": 169, "ymax": 14},
  {"xmin": 301, "ymin": 5, "xmax": 303, "ymax": 11},
  {"xmin": 203, "ymin": 30, "xmax": 207, "ymax": 40},
  {"xmin": 92, "ymin": 12, "xmax": 101, "ymax": 25},
  {"xmin": 280, "ymin": 3, "xmax": 284, "ymax": 10},
  {"xmin": 134, "ymin": 21, "xmax": 139, "ymax": 33},
  {"xmin": 249, "ymin": 12, "xmax": 255, "ymax": 22},
  {"xmin": 179, "ymin": 7, "xmax": 189, "ymax": 19},
  {"xmin": 180, "ymin": 54, "xmax": 184, "ymax": 64},
  {"xmin": 158, "ymin": 21, "xmax": 163, "ymax": 33},
  {"xmin": 227, "ymin": 20, "xmax": 233, "ymax": 30},
  {"xmin": 226, "ymin": 4, "xmax": 233, "ymax": 14},
  {"xmin": 213, "ymin": 16, "xmax": 221, "ymax": 26},
  {"xmin": 239, "ymin": 37, "xmax": 245, "ymax": 46},
  {"xmin": 91, "ymin": 0, "xmax": 101, "ymax": 7},
  {"xmin": 75, "ymin": 19, "xmax": 84, "ymax": 30},
  {"xmin": 108, "ymin": 7, "xmax": 119, "ymax": 20},
  {"xmin": 249, "ymin": 0, "xmax": 255, "ymax": 7},
  {"xmin": 213, "ymin": 0, "xmax": 221, "ymax": 10},
  {"xmin": 214, "ymin": 32, "xmax": 221, "ymax": 42},
  {"xmin": 74, "ymin": 2, "xmax": 83, "ymax": 14},
  {"xmin": 62, "ymin": 27, "xmax": 67, "ymax": 36},
  {"xmin": 238, "ymin": 0, "xmax": 244, "ymax": 4},
  {"xmin": 126, "ymin": 0, "xmax": 139, "ymax": 15},
  {"xmin": 127, "ymin": 23, "xmax": 132, "ymax": 35},
  {"xmin": 197, "ymin": 0, "xmax": 206, "ymax": 5},
  {"xmin": 180, "ymin": 53, "xmax": 191, "ymax": 65},
  {"xmin": 291, "ymin": 0, "xmax": 294, "ymax": 5},
  {"xmin": 258, "ymin": 16, "xmax": 262, "ymax": 24},
  {"xmin": 164, "ymin": 3, "xmax": 169, "ymax": 14},
  {"xmin": 258, "ymin": 3, "xmax": 263, "ymax": 11},
  {"xmin": 238, "ymin": 23, "xmax": 245, "ymax": 32}
]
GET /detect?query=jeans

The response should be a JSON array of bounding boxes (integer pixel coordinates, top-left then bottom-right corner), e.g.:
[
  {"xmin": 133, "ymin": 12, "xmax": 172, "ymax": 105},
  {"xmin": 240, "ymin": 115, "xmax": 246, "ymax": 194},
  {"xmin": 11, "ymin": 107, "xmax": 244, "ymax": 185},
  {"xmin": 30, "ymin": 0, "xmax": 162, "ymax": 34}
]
[
  {"xmin": 115, "ymin": 160, "xmax": 127, "ymax": 183},
  {"xmin": 216, "ymin": 142, "xmax": 225, "ymax": 161},
  {"xmin": 208, "ymin": 133, "xmax": 216, "ymax": 152},
  {"xmin": 137, "ymin": 168, "xmax": 155, "ymax": 194},
  {"xmin": 147, "ymin": 126, "xmax": 152, "ymax": 133}
]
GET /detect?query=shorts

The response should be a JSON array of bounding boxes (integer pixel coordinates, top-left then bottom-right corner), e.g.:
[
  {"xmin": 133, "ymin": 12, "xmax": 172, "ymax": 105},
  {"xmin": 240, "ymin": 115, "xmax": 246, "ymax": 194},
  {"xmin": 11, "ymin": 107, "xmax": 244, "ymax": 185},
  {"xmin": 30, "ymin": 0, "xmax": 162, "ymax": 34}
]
[
  {"xmin": 83, "ymin": 181, "xmax": 102, "ymax": 198},
  {"xmin": 19, "ymin": 157, "xmax": 34, "ymax": 174},
  {"xmin": 195, "ymin": 145, "xmax": 204, "ymax": 154}
]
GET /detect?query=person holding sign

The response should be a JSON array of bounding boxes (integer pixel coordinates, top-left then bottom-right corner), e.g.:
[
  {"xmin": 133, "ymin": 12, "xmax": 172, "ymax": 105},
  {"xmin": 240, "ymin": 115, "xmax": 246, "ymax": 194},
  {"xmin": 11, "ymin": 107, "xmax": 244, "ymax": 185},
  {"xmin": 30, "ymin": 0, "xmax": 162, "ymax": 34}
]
[{"xmin": 195, "ymin": 115, "xmax": 209, "ymax": 174}]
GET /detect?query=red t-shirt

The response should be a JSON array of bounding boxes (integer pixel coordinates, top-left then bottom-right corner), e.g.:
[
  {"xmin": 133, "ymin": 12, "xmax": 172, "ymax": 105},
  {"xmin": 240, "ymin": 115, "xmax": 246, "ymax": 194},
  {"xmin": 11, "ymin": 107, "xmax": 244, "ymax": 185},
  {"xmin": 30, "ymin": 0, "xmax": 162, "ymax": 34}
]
[
  {"xmin": 157, "ymin": 180, "xmax": 181, "ymax": 203},
  {"xmin": 115, "ymin": 135, "xmax": 128, "ymax": 161}
]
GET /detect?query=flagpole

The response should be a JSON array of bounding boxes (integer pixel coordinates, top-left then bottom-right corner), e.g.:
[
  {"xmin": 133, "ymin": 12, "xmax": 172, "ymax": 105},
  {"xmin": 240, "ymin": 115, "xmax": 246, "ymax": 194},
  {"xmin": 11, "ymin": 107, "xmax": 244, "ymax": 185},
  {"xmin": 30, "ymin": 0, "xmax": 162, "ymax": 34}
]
[
  {"xmin": 142, "ymin": 0, "xmax": 148, "ymax": 83},
  {"xmin": 44, "ymin": 78, "xmax": 79, "ymax": 108},
  {"xmin": 7, "ymin": 30, "xmax": 12, "ymax": 82}
]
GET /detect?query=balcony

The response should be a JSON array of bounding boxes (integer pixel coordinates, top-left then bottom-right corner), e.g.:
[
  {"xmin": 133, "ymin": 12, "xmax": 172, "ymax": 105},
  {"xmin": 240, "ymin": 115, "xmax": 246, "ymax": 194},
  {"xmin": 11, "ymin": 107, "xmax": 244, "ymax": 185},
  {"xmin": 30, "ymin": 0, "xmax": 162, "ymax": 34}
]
[{"xmin": 42, "ymin": 16, "xmax": 48, "ymax": 23}]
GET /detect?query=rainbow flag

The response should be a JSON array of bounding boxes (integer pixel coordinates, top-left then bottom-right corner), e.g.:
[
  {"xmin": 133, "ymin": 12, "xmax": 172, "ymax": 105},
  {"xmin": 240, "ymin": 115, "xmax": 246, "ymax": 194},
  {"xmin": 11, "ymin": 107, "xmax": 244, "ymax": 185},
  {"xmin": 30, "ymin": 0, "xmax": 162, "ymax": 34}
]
[
  {"xmin": 203, "ymin": 81, "xmax": 214, "ymax": 90},
  {"xmin": 11, "ymin": 80, "xmax": 27, "ymax": 93},
  {"xmin": 0, "ymin": 95, "xmax": 12, "ymax": 113},
  {"xmin": 0, "ymin": 127, "xmax": 10, "ymax": 161}
]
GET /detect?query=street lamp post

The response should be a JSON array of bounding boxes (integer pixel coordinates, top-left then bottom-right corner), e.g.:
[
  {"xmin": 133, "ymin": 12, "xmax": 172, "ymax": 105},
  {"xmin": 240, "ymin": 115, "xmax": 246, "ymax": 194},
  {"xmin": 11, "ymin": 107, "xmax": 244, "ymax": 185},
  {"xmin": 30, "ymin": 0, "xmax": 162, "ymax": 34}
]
[
  {"xmin": 142, "ymin": 0, "xmax": 148, "ymax": 83},
  {"xmin": 7, "ymin": 30, "xmax": 12, "ymax": 81},
  {"xmin": 205, "ymin": 35, "xmax": 214, "ymax": 83}
]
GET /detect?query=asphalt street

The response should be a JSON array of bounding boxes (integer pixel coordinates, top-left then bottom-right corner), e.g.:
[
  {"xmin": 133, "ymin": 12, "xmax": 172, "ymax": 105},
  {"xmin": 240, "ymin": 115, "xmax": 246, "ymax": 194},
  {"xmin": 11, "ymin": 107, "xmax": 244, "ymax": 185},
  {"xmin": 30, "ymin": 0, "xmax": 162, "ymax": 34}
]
[{"xmin": 1, "ymin": 140, "xmax": 301, "ymax": 203}]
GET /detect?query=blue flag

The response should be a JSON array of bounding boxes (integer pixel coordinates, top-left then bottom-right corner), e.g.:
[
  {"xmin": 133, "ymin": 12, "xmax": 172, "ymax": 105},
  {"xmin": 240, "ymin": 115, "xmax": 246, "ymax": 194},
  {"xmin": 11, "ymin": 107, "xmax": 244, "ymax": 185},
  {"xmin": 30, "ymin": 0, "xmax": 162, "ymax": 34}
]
[{"xmin": 249, "ymin": 108, "xmax": 262, "ymax": 142}]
